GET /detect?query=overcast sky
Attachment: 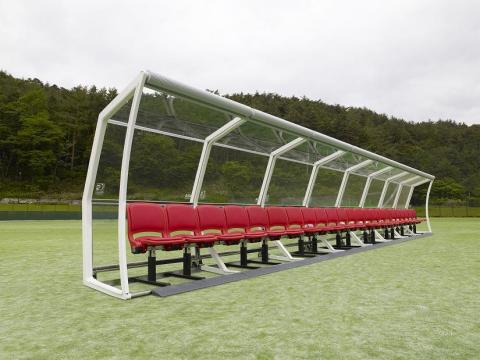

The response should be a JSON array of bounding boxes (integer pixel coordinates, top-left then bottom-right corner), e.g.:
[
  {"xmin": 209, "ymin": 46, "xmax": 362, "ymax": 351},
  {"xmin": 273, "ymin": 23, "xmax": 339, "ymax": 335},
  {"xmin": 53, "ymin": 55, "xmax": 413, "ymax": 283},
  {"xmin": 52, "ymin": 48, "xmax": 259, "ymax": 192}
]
[{"xmin": 1, "ymin": 0, "xmax": 479, "ymax": 124}]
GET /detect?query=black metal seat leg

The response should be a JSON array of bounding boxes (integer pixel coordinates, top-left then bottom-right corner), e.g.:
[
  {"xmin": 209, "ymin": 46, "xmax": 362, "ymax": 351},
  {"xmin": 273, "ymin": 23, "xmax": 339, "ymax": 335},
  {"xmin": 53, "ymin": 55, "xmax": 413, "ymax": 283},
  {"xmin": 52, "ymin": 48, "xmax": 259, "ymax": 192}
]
[
  {"xmin": 362, "ymin": 230, "xmax": 368, "ymax": 244},
  {"xmin": 370, "ymin": 230, "xmax": 376, "ymax": 244},
  {"xmin": 240, "ymin": 242, "xmax": 248, "ymax": 267},
  {"xmin": 261, "ymin": 240, "xmax": 269, "ymax": 263},
  {"xmin": 311, "ymin": 235, "xmax": 318, "ymax": 253},
  {"xmin": 148, "ymin": 249, "xmax": 157, "ymax": 282},
  {"xmin": 400, "ymin": 226, "xmax": 405, "ymax": 236},
  {"xmin": 336, "ymin": 232, "xmax": 343, "ymax": 247},
  {"xmin": 345, "ymin": 232, "xmax": 351, "ymax": 246},
  {"xmin": 384, "ymin": 228, "xmax": 389, "ymax": 239},
  {"xmin": 390, "ymin": 228, "xmax": 395, "ymax": 239},
  {"xmin": 413, "ymin": 224, "xmax": 417, "ymax": 233},
  {"xmin": 183, "ymin": 247, "xmax": 192, "ymax": 276},
  {"xmin": 298, "ymin": 236, "xmax": 305, "ymax": 255}
]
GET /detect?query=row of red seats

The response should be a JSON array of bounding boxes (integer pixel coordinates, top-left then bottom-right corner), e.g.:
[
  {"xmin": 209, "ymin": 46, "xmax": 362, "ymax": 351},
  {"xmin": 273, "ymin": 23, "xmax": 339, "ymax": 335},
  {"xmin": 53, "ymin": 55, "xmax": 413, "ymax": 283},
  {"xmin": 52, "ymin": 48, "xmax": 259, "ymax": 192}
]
[{"xmin": 127, "ymin": 203, "xmax": 421, "ymax": 254}]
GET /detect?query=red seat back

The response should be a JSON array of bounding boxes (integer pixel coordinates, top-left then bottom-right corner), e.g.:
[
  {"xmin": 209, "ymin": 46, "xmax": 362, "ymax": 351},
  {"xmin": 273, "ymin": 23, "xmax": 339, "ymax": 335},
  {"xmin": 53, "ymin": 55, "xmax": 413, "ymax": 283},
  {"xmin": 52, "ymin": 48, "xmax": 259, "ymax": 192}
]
[
  {"xmin": 285, "ymin": 207, "xmax": 304, "ymax": 227},
  {"xmin": 336, "ymin": 208, "xmax": 349, "ymax": 223},
  {"xmin": 324, "ymin": 208, "xmax": 339, "ymax": 225},
  {"xmin": 166, "ymin": 204, "xmax": 199, "ymax": 234},
  {"xmin": 127, "ymin": 202, "xmax": 167, "ymax": 252},
  {"xmin": 315, "ymin": 208, "xmax": 328, "ymax": 225},
  {"xmin": 301, "ymin": 207, "xmax": 317, "ymax": 226},
  {"xmin": 196, "ymin": 205, "xmax": 226, "ymax": 233},
  {"xmin": 224, "ymin": 205, "xmax": 249, "ymax": 230},
  {"xmin": 266, "ymin": 207, "xmax": 289, "ymax": 229},
  {"xmin": 127, "ymin": 203, "xmax": 167, "ymax": 236},
  {"xmin": 246, "ymin": 206, "xmax": 269, "ymax": 230}
]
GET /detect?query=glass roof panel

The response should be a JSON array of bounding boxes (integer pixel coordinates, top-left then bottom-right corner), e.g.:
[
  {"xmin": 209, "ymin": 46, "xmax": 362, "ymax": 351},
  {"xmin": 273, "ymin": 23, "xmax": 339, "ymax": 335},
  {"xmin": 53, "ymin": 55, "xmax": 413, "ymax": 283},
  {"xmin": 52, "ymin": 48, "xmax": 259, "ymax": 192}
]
[
  {"xmin": 322, "ymin": 151, "xmax": 368, "ymax": 172},
  {"xmin": 390, "ymin": 172, "xmax": 414, "ymax": 184},
  {"xmin": 134, "ymin": 88, "xmax": 232, "ymax": 140},
  {"xmin": 373, "ymin": 167, "xmax": 405, "ymax": 181},
  {"xmin": 216, "ymin": 120, "xmax": 298, "ymax": 155},
  {"xmin": 280, "ymin": 140, "xmax": 339, "ymax": 164},
  {"xmin": 351, "ymin": 161, "xmax": 388, "ymax": 177}
]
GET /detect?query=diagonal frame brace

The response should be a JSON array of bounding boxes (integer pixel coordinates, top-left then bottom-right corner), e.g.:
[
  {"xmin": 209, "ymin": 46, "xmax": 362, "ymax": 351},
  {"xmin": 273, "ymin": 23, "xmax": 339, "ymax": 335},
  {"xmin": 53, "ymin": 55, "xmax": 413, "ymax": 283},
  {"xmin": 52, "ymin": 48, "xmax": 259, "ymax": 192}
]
[{"xmin": 190, "ymin": 117, "xmax": 246, "ymax": 206}]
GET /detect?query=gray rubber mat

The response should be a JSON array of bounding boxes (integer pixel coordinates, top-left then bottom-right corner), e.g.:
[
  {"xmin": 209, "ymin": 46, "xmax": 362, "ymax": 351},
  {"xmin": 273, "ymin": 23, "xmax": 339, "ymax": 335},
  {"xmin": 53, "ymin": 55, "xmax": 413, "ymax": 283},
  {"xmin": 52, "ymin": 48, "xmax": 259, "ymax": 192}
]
[{"xmin": 152, "ymin": 232, "xmax": 432, "ymax": 297}]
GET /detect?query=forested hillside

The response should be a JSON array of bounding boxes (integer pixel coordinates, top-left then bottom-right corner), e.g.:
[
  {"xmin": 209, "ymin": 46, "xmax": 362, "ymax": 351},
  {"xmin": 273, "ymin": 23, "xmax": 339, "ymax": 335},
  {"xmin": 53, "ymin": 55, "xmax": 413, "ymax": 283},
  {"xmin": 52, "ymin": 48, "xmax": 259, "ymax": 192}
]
[{"xmin": 0, "ymin": 70, "xmax": 479, "ymax": 204}]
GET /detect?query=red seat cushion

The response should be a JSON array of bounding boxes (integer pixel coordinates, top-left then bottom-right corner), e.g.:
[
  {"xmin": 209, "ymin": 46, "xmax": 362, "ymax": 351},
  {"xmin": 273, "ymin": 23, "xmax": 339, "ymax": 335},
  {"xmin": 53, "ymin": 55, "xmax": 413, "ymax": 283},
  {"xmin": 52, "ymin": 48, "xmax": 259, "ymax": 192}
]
[
  {"xmin": 243, "ymin": 231, "xmax": 267, "ymax": 241},
  {"xmin": 284, "ymin": 228, "xmax": 305, "ymax": 236},
  {"xmin": 136, "ymin": 236, "xmax": 186, "ymax": 251},
  {"xmin": 184, "ymin": 234, "xmax": 217, "ymax": 247},
  {"xmin": 267, "ymin": 229, "xmax": 288, "ymax": 239},
  {"xmin": 216, "ymin": 232, "xmax": 244, "ymax": 243}
]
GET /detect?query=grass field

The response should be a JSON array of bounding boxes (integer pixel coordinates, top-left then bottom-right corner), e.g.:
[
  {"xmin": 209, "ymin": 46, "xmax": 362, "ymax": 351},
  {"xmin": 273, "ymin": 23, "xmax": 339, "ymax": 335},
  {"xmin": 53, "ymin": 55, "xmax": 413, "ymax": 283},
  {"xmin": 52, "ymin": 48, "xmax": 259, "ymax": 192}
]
[{"xmin": 0, "ymin": 218, "xmax": 479, "ymax": 359}]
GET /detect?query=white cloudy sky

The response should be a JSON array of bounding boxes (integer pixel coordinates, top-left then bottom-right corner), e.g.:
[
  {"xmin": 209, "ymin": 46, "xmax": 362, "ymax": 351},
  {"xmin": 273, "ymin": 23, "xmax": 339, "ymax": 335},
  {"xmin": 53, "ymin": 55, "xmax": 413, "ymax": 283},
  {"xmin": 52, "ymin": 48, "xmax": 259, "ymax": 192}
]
[{"xmin": 1, "ymin": 0, "xmax": 479, "ymax": 124}]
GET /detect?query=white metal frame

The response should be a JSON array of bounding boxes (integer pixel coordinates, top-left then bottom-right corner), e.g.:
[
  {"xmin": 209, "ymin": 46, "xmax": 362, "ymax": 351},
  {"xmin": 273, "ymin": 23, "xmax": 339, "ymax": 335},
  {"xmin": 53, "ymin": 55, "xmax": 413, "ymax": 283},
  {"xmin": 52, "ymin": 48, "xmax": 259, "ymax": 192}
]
[
  {"xmin": 82, "ymin": 72, "xmax": 147, "ymax": 300},
  {"xmin": 335, "ymin": 160, "xmax": 373, "ymax": 207},
  {"xmin": 190, "ymin": 117, "xmax": 246, "ymax": 206},
  {"xmin": 82, "ymin": 70, "xmax": 436, "ymax": 299},
  {"xmin": 359, "ymin": 166, "xmax": 393, "ymax": 207},
  {"xmin": 378, "ymin": 171, "xmax": 409, "ymax": 208},
  {"xmin": 303, "ymin": 150, "xmax": 345, "ymax": 206},
  {"xmin": 257, "ymin": 137, "xmax": 306, "ymax": 262},
  {"xmin": 257, "ymin": 137, "xmax": 306, "ymax": 206}
]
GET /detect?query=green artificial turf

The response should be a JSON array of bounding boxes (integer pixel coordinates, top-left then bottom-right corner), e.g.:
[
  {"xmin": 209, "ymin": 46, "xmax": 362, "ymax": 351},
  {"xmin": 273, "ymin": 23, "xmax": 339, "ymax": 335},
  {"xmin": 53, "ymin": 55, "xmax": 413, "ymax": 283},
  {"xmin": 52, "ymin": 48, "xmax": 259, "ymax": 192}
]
[{"xmin": 0, "ymin": 218, "xmax": 479, "ymax": 359}]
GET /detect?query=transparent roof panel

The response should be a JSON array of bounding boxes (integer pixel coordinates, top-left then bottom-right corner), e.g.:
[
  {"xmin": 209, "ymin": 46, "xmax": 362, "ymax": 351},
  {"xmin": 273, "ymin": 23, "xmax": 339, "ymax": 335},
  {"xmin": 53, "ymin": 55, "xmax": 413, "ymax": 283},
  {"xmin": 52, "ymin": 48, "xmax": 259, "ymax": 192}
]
[
  {"xmin": 216, "ymin": 121, "xmax": 299, "ymax": 155},
  {"xmin": 280, "ymin": 140, "xmax": 339, "ymax": 164},
  {"xmin": 399, "ymin": 175, "xmax": 423, "ymax": 186},
  {"xmin": 134, "ymin": 88, "xmax": 232, "ymax": 140},
  {"xmin": 373, "ymin": 167, "xmax": 406, "ymax": 181},
  {"xmin": 322, "ymin": 151, "xmax": 368, "ymax": 172},
  {"xmin": 390, "ymin": 172, "xmax": 414, "ymax": 184},
  {"xmin": 351, "ymin": 161, "xmax": 388, "ymax": 177}
]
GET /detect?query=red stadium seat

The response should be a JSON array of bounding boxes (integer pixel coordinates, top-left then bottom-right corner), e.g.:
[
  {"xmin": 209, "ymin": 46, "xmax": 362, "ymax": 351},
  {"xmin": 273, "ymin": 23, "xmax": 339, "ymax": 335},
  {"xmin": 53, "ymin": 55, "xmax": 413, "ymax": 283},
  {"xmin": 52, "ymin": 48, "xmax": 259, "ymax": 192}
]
[
  {"xmin": 224, "ymin": 205, "xmax": 267, "ymax": 242},
  {"xmin": 196, "ymin": 205, "xmax": 243, "ymax": 245},
  {"xmin": 245, "ymin": 206, "xmax": 282, "ymax": 263},
  {"xmin": 127, "ymin": 203, "xmax": 185, "ymax": 253},
  {"xmin": 127, "ymin": 203, "xmax": 205, "ymax": 284},
  {"xmin": 267, "ymin": 206, "xmax": 304, "ymax": 238},
  {"xmin": 166, "ymin": 204, "xmax": 217, "ymax": 247},
  {"xmin": 301, "ymin": 207, "xmax": 321, "ymax": 235},
  {"xmin": 323, "ymin": 208, "xmax": 350, "ymax": 232}
]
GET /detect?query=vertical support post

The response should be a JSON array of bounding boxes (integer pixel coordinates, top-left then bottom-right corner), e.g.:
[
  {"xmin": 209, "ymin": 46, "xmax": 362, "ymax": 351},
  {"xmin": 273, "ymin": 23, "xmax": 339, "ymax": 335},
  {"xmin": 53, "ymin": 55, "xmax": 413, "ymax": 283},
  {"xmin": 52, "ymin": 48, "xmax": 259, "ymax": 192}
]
[
  {"xmin": 405, "ymin": 186, "xmax": 414, "ymax": 208},
  {"xmin": 426, "ymin": 180, "xmax": 433, "ymax": 233},
  {"xmin": 190, "ymin": 117, "xmax": 246, "ymax": 206},
  {"xmin": 406, "ymin": 178, "xmax": 430, "ymax": 209},
  {"xmin": 303, "ymin": 150, "xmax": 345, "ymax": 206},
  {"xmin": 392, "ymin": 184, "xmax": 403, "ymax": 208},
  {"xmin": 117, "ymin": 71, "xmax": 147, "ymax": 298},
  {"xmin": 378, "ymin": 171, "xmax": 409, "ymax": 208},
  {"xmin": 393, "ymin": 175, "xmax": 420, "ymax": 208},
  {"xmin": 82, "ymin": 72, "xmax": 143, "ymax": 299},
  {"xmin": 359, "ymin": 166, "xmax": 393, "ymax": 208},
  {"xmin": 257, "ymin": 137, "xmax": 306, "ymax": 206},
  {"xmin": 399, "ymin": 176, "xmax": 420, "ymax": 208},
  {"xmin": 335, "ymin": 160, "xmax": 373, "ymax": 207}
]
